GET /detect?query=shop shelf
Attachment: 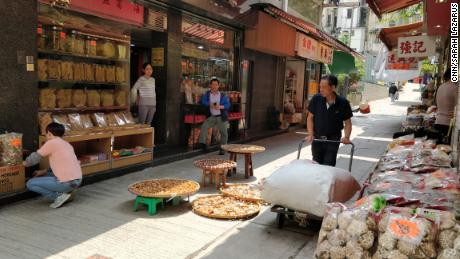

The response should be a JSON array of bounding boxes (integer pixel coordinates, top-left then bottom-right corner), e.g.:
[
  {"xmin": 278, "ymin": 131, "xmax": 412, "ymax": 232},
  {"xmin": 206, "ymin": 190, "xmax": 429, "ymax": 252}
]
[
  {"xmin": 38, "ymin": 49, "xmax": 129, "ymax": 63},
  {"xmin": 39, "ymin": 79, "xmax": 128, "ymax": 87},
  {"xmin": 112, "ymin": 152, "xmax": 153, "ymax": 169},
  {"xmin": 81, "ymin": 160, "xmax": 111, "ymax": 176},
  {"xmin": 39, "ymin": 106, "xmax": 128, "ymax": 113}
]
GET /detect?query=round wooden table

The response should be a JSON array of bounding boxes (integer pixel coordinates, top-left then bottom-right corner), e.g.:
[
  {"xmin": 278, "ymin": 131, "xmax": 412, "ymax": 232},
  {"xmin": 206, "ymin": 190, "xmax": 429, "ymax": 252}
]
[
  {"xmin": 193, "ymin": 159, "xmax": 237, "ymax": 189},
  {"xmin": 221, "ymin": 144, "xmax": 265, "ymax": 179}
]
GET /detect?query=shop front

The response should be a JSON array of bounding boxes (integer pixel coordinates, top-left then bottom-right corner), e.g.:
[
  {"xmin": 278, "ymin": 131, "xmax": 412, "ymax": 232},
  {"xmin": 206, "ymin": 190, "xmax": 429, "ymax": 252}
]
[{"xmin": 35, "ymin": 0, "xmax": 155, "ymax": 179}]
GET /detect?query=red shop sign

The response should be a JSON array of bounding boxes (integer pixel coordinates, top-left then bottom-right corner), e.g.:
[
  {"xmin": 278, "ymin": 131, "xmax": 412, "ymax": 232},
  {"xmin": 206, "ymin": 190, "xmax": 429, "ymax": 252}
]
[{"xmin": 40, "ymin": 0, "xmax": 144, "ymax": 26}]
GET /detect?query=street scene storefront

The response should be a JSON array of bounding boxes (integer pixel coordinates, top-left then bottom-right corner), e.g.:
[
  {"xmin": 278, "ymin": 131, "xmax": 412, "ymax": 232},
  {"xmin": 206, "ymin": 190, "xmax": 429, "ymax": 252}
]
[{"xmin": 0, "ymin": 0, "xmax": 459, "ymax": 258}]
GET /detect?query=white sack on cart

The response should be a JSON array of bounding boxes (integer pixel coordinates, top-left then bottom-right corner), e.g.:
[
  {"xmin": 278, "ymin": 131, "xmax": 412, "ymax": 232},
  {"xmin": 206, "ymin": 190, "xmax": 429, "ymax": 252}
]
[{"xmin": 261, "ymin": 159, "xmax": 360, "ymax": 217}]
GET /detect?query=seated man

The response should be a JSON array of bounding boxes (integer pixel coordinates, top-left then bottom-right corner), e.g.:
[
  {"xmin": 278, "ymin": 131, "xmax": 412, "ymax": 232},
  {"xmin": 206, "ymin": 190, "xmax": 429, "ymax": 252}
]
[
  {"xmin": 24, "ymin": 123, "xmax": 82, "ymax": 208},
  {"xmin": 198, "ymin": 78, "xmax": 231, "ymax": 155}
]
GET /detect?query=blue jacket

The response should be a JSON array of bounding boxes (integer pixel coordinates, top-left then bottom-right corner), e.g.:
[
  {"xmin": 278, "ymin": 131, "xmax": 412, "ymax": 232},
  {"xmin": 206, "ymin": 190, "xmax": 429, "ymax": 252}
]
[{"xmin": 200, "ymin": 91, "xmax": 230, "ymax": 121}]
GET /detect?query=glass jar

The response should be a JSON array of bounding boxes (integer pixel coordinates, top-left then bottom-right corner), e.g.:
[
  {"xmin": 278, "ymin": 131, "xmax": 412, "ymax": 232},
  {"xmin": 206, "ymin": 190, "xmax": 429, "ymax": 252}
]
[
  {"xmin": 85, "ymin": 36, "xmax": 97, "ymax": 56},
  {"xmin": 51, "ymin": 26, "xmax": 61, "ymax": 51},
  {"xmin": 73, "ymin": 31, "xmax": 85, "ymax": 54},
  {"xmin": 65, "ymin": 30, "xmax": 76, "ymax": 53},
  {"xmin": 37, "ymin": 24, "xmax": 47, "ymax": 50},
  {"xmin": 117, "ymin": 44, "xmax": 127, "ymax": 60}
]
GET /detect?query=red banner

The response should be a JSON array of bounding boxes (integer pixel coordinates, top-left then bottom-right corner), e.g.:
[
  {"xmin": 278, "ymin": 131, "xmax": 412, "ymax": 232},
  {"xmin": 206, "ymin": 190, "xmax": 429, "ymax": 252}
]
[{"xmin": 40, "ymin": 0, "xmax": 144, "ymax": 26}]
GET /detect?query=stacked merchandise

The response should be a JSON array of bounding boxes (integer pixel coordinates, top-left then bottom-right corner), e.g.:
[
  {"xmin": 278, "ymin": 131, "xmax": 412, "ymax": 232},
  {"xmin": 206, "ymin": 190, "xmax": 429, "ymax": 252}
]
[
  {"xmin": 314, "ymin": 135, "xmax": 460, "ymax": 258},
  {"xmin": 38, "ymin": 111, "xmax": 138, "ymax": 135},
  {"xmin": 402, "ymin": 105, "xmax": 436, "ymax": 133},
  {"xmin": 39, "ymin": 89, "xmax": 127, "ymax": 110}
]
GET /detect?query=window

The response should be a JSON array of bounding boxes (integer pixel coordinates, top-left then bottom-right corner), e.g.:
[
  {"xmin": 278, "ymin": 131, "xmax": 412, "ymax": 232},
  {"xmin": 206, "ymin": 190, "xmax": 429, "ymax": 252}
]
[
  {"xmin": 347, "ymin": 9, "xmax": 352, "ymax": 19},
  {"xmin": 327, "ymin": 14, "xmax": 331, "ymax": 27}
]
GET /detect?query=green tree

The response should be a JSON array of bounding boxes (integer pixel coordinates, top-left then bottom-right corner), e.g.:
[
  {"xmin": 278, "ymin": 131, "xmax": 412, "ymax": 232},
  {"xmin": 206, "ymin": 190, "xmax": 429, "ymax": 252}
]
[
  {"xmin": 339, "ymin": 33, "xmax": 350, "ymax": 46},
  {"xmin": 421, "ymin": 59, "xmax": 436, "ymax": 74},
  {"xmin": 380, "ymin": 3, "xmax": 423, "ymax": 26}
]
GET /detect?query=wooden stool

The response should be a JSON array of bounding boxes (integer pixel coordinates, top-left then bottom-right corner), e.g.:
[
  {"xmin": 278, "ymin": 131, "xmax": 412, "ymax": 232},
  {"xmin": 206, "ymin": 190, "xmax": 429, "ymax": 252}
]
[
  {"xmin": 222, "ymin": 144, "xmax": 265, "ymax": 179},
  {"xmin": 194, "ymin": 159, "xmax": 237, "ymax": 190}
]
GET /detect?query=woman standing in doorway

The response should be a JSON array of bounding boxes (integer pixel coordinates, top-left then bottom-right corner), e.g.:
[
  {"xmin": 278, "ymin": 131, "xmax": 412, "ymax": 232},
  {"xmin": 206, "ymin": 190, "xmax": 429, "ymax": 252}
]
[{"xmin": 132, "ymin": 63, "xmax": 156, "ymax": 125}]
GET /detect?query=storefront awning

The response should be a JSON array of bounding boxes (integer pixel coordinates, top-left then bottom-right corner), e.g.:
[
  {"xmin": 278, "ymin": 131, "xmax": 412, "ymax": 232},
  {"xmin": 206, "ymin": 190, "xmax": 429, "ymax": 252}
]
[
  {"xmin": 255, "ymin": 4, "xmax": 363, "ymax": 58},
  {"xmin": 366, "ymin": 0, "xmax": 422, "ymax": 19},
  {"xmin": 378, "ymin": 22, "xmax": 423, "ymax": 50},
  {"xmin": 328, "ymin": 51, "xmax": 356, "ymax": 75},
  {"xmin": 426, "ymin": 0, "xmax": 455, "ymax": 36}
]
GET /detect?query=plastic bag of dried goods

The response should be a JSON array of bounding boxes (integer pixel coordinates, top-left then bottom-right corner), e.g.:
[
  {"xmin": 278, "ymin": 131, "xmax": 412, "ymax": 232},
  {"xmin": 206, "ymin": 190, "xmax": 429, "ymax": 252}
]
[
  {"xmin": 52, "ymin": 115, "xmax": 72, "ymax": 131},
  {"xmin": 39, "ymin": 89, "xmax": 57, "ymax": 109},
  {"xmin": 121, "ymin": 111, "xmax": 135, "ymax": 125},
  {"xmin": 79, "ymin": 114, "xmax": 94, "ymax": 129},
  {"xmin": 0, "ymin": 133, "xmax": 23, "ymax": 166},
  {"xmin": 101, "ymin": 90, "xmax": 114, "ymax": 107},
  {"xmin": 38, "ymin": 113, "xmax": 53, "ymax": 135},
  {"xmin": 72, "ymin": 89, "xmax": 87, "ymax": 108},
  {"xmin": 87, "ymin": 90, "xmax": 101, "ymax": 107},
  {"xmin": 114, "ymin": 89, "xmax": 127, "ymax": 106},
  {"xmin": 315, "ymin": 203, "xmax": 377, "ymax": 259},
  {"xmin": 375, "ymin": 207, "xmax": 439, "ymax": 259},
  {"xmin": 56, "ymin": 89, "xmax": 72, "ymax": 108},
  {"xmin": 91, "ymin": 113, "xmax": 108, "ymax": 127},
  {"xmin": 67, "ymin": 113, "xmax": 84, "ymax": 130}
]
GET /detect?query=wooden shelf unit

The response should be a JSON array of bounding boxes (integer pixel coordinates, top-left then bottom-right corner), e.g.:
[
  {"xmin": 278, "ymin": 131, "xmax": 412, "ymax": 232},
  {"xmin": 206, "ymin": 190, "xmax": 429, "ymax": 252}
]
[{"xmin": 38, "ymin": 127, "xmax": 154, "ymax": 176}]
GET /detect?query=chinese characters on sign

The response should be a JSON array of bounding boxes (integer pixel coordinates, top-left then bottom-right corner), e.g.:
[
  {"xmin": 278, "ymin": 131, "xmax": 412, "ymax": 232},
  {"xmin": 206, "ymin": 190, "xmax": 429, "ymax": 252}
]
[
  {"xmin": 386, "ymin": 51, "xmax": 419, "ymax": 70},
  {"xmin": 40, "ymin": 0, "xmax": 144, "ymax": 25},
  {"xmin": 318, "ymin": 43, "xmax": 333, "ymax": 65},
  {"xmin": 397, "ymin": 36, "xmax": 436, "ymax": 58},
  {"xmin": 295, "ymin": 33, "xmax": 318, "ymax": 61}
]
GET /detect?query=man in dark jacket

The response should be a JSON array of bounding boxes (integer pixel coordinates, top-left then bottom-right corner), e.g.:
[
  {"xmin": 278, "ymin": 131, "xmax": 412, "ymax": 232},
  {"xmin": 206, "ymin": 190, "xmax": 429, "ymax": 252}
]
[
  {"xmin": 198, "ymin": 78, "xmax": 231, "ymax": 155},
  {"xmin": 389, "ymin": 83, "xmax": 398, "ymax": 102}
]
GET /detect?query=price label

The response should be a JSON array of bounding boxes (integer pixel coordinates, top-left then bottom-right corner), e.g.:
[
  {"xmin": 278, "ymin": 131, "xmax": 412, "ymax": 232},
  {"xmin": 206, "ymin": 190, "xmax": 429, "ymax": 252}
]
[
  {"xmin": 60, "ymin": 32, "xmax": 66, "ymax": 39},
  {"xmin": 90, "ymin": 40, "xmax": 97, "ymax": 46},
  {"xmin": 388, "ymin": 218, "xmax": 422, "ymax": 240},
  {"xmin": 10, "ymin": 138, "xmax": 22, "ymax": 148},
  {"xmin": 37, "ymin": 28, "xmax": 43, "ymax": 35}
]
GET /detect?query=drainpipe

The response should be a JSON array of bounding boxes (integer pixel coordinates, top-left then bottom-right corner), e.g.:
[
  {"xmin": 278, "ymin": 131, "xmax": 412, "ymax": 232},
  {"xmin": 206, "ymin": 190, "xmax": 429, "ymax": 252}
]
[{"xmin": 282, "ymin": 0, "xmax": 288, "ymax": 12}]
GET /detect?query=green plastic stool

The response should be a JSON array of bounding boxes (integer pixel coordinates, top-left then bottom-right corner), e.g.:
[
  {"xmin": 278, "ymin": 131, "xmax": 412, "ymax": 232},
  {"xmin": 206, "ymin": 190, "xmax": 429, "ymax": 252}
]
[{"xmin": 133, "ymin": 196, "xmax": 164, "ymax": 215}]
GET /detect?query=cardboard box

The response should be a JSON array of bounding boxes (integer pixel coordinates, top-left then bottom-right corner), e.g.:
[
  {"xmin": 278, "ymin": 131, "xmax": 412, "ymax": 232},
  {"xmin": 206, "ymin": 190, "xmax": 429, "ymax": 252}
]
[{"xmin": 0, "ymin": 165, "xmax": 25, "ymax": 194}]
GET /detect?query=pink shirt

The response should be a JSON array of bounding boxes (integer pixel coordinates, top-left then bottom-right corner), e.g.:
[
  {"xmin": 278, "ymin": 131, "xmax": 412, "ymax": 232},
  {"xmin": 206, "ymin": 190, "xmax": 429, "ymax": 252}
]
[{"xmin": 38, "ymin": 138, "xmax": 82, "ymax": 182}]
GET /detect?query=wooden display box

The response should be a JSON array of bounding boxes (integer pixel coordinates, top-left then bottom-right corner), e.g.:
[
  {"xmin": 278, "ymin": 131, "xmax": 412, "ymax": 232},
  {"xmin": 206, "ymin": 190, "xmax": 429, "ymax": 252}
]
[
  {"xmin": 112, "ymin": 128, "xmax": 154, "ymax": 169},
  {"xmin": 0, "ymin": 165, "xmax": 25, "ymax": 194},
  {"xmin": 38, "ymin": 127, "xmax": 154, "ymax": 175},
  {"xmin": 39, "ymin": 133, "xmax": 112, "ymax": 176}
]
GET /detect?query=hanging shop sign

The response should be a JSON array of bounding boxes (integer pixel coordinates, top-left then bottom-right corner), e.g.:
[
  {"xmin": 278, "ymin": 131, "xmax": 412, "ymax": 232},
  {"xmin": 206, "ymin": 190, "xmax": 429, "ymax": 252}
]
[
  {"xmin": 317, "ymin": 43, "xmax": 334, "ymax": 65},
  {"xmin": 386, "ymin": 51, "xmax": 419, "ymax": 70},
  {"xmin": 295, "ymin": 33, "xmax": 319, "ymax": 61},
  {"xmin": 40, "ymin": 0, "xmax": 144, "ymax": 26},
  {"xmin": 397, "ymin": 36, "xmax": 436, "ymax": 58}
]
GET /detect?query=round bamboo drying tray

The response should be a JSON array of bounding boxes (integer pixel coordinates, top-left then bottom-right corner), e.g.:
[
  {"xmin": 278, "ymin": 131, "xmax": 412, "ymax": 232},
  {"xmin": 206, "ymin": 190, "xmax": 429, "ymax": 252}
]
[
  {"xmin": 220, "ymin": 184, "xmax": 264, "ymax": 203},
  {"xmin": 192, "ymin": 195, "xmax": 260, "ymax": 220},
  {"xmin": 128, "ymin": 178, "xmax": 200, "ymax": 198},
  {"xmin": 221, "ymin": 144, "xmax": 265, "ymax": 154}
]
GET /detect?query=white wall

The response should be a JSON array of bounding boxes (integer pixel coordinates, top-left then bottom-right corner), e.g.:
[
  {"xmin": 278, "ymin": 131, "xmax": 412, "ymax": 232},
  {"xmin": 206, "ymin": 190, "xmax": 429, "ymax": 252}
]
[{"xmin": 350, "ymin": 27, "xmax": 365, "ymax": 52}]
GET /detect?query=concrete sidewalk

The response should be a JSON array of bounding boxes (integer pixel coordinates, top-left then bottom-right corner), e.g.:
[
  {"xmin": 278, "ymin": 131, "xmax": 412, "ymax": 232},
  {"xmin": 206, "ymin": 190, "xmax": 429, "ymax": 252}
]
[{"xmin": 0, "ymin": 85, "xmax": 420, "ymax": 259}]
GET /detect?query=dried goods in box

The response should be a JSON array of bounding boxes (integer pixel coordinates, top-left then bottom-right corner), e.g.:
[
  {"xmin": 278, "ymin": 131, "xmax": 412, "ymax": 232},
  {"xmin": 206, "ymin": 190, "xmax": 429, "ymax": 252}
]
[
  {"xmin": 39, "ymin": 89, "xmax": 57, "ymax": 109},
  {"xmin": 38, "ymin": 113, "xmax": 53, "ymax": 135},
  {"xmin": 56, "ymin": 89, "xmax": 72, "ymax": 108},
  {"xmin": 47, "ymin": 60, "xmax": 61, "ymax": 80},
  {"xmin": 37, "ymin": 59, "xmax": 47, "ymax": 81},
  {"xmin": 114, "ymin": 89, "xmax": 127, "ymax": 106},
  {"xmin": 105, "ymin": 113, "xmax": 118, "ymax": 127},
  {"xmin": 91, "ymin": 113, "xmax": 108, "ymax": 127},
  {"xmin": 87, "ymin": 90, "xmax": 101, "ymax": 107},
  {"xmin": 72, "ymin": 89, "xmax": 87, "ymax": 107},
  {"xmin": 121, "ymin": 111, "xmax": 135, "ymax": 124},
  {"xmin": 101, "ymin": 91, "xmax": 114, "ymax": 107},
  {"xmin": 113, "ymin": 112, "xmax": 126, "ymax": 125},
  {"xmin": 68, "ymin": 113, "xmax": 84, "ymax": 130},
  {"xmin": 105, "ymin": 66, "xmax": 116, "ymax": 83}
]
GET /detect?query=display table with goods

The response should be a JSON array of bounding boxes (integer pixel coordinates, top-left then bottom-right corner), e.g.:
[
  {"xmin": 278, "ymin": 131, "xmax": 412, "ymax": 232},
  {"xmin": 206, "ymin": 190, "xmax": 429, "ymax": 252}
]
[
  {"xmin": 0, "ymin": 133, "xmax": 25, "ymax": 195},
  {"xmin": 38, "ymin": 111, "xmax": 154, "ymax": 176},
  {"xmin": 314, "ymin": 135, "xmax": 460, "ymax": 258},
  {"xmin": 128, "ymin": 178, "xmax": 200, "ymax": 215},
  {"xmin": 193, "ymin": 159, "xmax": 237, "ymax": 189},
  {"xmin": 401, "ymin": 105, "xmax": 436, "ymax": 134},
  {"xmin": 221, "ymin": 144, "xmax": 265, "ymax": 179}
]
